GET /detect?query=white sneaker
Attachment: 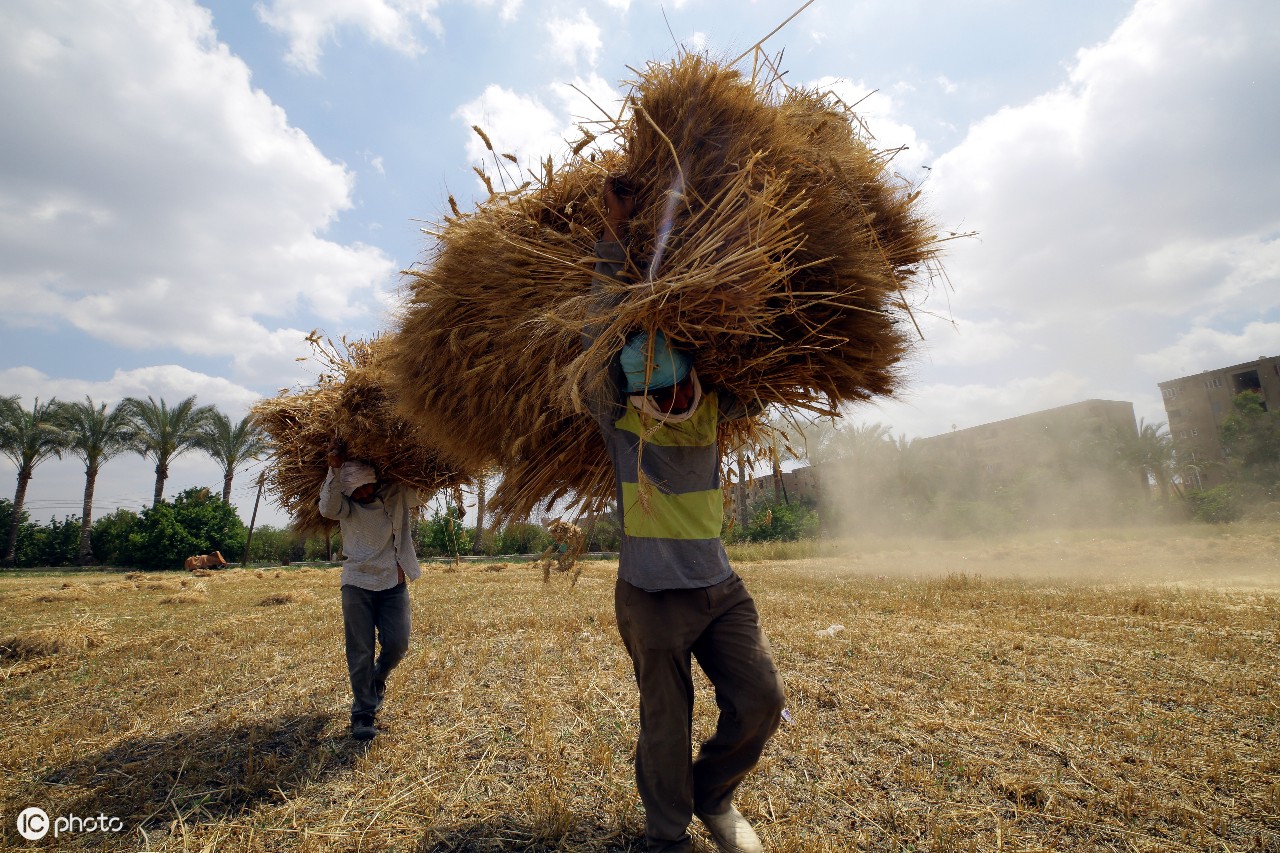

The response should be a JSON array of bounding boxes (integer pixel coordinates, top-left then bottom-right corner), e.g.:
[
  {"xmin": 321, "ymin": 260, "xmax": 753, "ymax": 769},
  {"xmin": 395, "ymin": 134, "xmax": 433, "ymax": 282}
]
[{"xmin": 696, "ymin": 805, "xmax": 764, "ymax": 853}]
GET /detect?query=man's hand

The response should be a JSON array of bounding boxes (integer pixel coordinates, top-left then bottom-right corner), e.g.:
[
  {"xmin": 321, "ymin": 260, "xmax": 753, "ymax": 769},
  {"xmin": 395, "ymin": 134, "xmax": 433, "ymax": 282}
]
[
  {"xmin": 326, "ymin": 435, "xmax": 347, "ymax": 469},
  {"xmin": 602, "ymin": 175, "xmax": 637, "ymax": 243}
]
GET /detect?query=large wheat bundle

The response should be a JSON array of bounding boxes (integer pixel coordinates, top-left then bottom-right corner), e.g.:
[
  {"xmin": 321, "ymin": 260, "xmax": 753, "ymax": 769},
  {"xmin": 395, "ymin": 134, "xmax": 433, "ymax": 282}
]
[
  {"xmin": 252, "ymin": 334, "xmax": 471, "ymax": 535},
  {"xmin": 387, "ymin": 53, "xmax": 942, "ymax": 522}
]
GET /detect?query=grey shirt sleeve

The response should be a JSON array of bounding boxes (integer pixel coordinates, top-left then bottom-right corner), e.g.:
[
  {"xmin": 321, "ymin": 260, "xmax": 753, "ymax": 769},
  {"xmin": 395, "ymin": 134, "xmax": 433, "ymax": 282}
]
[{"xmin": 582, "ymin": 239, "xmax": 629, "ymax": 431}]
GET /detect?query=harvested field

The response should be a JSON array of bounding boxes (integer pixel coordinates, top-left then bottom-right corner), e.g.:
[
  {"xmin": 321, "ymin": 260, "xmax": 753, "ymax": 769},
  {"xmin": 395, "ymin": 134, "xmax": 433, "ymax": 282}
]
[{"xmin": 0, "ymin": 525, "xmax": 1277, "ymax": 851}]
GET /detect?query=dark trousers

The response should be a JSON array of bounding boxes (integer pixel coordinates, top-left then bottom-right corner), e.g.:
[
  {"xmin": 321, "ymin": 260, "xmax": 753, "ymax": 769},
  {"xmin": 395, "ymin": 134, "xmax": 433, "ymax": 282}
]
[
  {"xmin": 341, "ymin": 582, "xmax": 411, "ymax": 717},
  {"xmin": 615, "ymin": 573, "xmax": 786, "ymax": 853}
]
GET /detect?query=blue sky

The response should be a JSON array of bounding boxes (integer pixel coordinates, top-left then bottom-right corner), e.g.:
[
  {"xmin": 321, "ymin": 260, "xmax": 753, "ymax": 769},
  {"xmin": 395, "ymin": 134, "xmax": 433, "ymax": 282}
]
[{"xmin": 2, "ymin": 0, "xmax": 1277, "ymax": 527}]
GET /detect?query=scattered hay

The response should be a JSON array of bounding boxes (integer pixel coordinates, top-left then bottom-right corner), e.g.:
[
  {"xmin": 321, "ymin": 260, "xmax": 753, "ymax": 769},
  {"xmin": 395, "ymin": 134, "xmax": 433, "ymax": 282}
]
[
  {"xmin": 256, "ymin": 590, "xmax": 319, "ymax": 607},
  {"xmin": 190, "ymin": 568, "xmax": 215, "ymax": 578},
  {"xmin": 0, "ymin": 625, "xmax": 105, "ymax": 660},
  {"xmin": 252, "ymin": 333, "xmax": 473, "ymax": 535},
  {"xmin": 160, "ymin": 584, "xmax": 209, "ymax": 605},
  {"xmin": 537, "ymin": 519, "xmax": 587, "ymax": 585},
  {"xmin": 140, "ymin": 580, "xmax": 183, "ymax": 592},
  {"xmin": 387, "ymin": 52, "xmax": 944, "ymax": 520},
  {"xmin": 31, "ymin": 586, "xmax": 88, "ymax": 603}
]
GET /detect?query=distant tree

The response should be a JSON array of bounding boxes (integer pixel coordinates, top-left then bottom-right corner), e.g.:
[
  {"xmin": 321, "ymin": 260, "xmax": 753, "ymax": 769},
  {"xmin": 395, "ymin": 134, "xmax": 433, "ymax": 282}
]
[
  {"xmin": 122, "ymin": 395, "xmax": 216, "ymax": 506},
  {"xmin": 0, "ymin": 397, "xmax": 67, "ymax": 566},
  {"xmin": 1111, "ymin": 418, "xmax": 1176, "ymax": 504},
  {"xmin": 200, "ymin": 410, "xmax": 269, "ymax": 506},
  {"xmin": 56, "ymin": 397, "xmax": 138, "ymax": 564},
  {"xmin": 1220, "ymin": 391, "xmax": 1280, "ymax": 491},
  {"xmin": 472, "ymin": 469, "xmax": 493, "ymax": 556}
]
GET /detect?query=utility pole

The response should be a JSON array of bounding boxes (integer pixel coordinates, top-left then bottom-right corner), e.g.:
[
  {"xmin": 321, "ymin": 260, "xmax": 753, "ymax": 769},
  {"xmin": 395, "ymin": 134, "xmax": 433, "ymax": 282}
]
[{"xmin": 241, "ymin": 471, "xmax": 265, "ymax": 567}]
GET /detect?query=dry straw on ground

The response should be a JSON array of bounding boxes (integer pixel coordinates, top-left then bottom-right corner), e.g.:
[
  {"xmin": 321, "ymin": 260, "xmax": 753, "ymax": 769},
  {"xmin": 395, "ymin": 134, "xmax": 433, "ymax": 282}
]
[
  {"xmin": 387, "ymin": 52, "xmax": 943, "ymax": 522},
  {"xmin": 252, "ymin": 333, "xmax": 472, "ymax": 534},
  {"xmin": 1, "ymin": 525, "xmax": 1277, "ymax": 851}
]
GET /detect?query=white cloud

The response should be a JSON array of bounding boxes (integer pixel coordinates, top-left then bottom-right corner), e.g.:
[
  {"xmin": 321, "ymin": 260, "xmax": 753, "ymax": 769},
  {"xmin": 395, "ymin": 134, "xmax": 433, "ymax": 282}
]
[
  {"xmin": 0, "ymin": 0, "xmax": 396, "ymax": 384},
  {"xmin": 454, "ymin": 73, "xmax": 625, "ymax": 188},
  {"xmin": 602, "ymin": 0, "xmax": 630, "ymax": 11},
  {"xmin": 455, "ymin": 85, "xmax": 568, "ymax": 182},
  {"xmin": 544, "ymin": 9, "xmax": 602, "ymax": 68},
  {"xmin": 866, "ymin": 371, "xmax": 1094, "ymax": 440},
  {"xmin": 469, "ymin": 0, "xmax": 523, "ymax": 23},
  {"xmin": 917, "ymin": 314, "xmax": 1039, "ymax": 369},
  {"xmin": 0, "ymin": 365, "xmax": 262, "ymax": 417},
  {"xmin": 1137, "ymin": 322, "xmax": 1280, "ymax": 378},
  {"xmin": 255, "ymin": 0, "xmax": 443, "ymax": 73},
  {"xmin": 928, "ymin": 0, "xmax": 1280, "ymax": 318},
  {"xmin": 885, "ymin": 0, "xmax": 1280, "ymax": 441}
]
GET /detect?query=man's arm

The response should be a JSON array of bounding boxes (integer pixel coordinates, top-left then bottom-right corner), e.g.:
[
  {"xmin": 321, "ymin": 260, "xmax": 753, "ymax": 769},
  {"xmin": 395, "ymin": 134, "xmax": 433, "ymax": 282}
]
[
  {"xmin": 318, "ymin": 467, "xmax": 350, "ymax": 520},
  {"xmin": 318, "ymin": 435, "xmax": 351, "ymax": 520},
  {"xmin": 581, "ymin": 177, "xmax": 637, "ymax": 428},
  {"xmin": 717, "ymin": 390, "xmax": 767, "ymax": 424}
]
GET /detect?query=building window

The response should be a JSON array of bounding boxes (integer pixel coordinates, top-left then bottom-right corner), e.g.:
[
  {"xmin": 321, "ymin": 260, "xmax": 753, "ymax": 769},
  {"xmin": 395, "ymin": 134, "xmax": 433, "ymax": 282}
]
[
  {"xmin": 1163, "ymin": 387, "xmax": 1178, "ymax": 399},
  {"xmin": 1191, "ymin": 428, "xmax": 1199, "ymax": 436},
  {"xmin": 1204, "ymin": 377, "xmax": 1222, "ymax": 389}
]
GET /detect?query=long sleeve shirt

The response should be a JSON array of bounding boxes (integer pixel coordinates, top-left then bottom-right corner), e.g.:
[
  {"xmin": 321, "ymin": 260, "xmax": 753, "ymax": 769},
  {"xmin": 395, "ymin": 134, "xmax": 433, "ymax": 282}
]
[
  {"xmin": 318, "ymin": 468, "xmax": 423, "ymax": 591},
  {"xmin": 584, "ymin": 239, "xmax": 755, "ymax": 591}
]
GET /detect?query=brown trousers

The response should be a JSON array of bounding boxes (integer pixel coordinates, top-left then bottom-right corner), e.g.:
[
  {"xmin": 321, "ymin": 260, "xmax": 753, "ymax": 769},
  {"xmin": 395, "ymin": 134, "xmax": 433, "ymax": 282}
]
[{"xmin": 615, "ymin": 573, "xmax": 786, "ymax": 853}]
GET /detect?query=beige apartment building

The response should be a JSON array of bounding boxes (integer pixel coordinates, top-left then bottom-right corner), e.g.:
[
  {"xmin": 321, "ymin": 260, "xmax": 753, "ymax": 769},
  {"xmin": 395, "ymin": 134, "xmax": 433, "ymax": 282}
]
[
  {"xmin": 1157, "ymin": 355, "xmax": 1280, "ymax": 488},
  {"xmin": 916, "ymin": 399, "xmax": 1140, "ymax": 482}
]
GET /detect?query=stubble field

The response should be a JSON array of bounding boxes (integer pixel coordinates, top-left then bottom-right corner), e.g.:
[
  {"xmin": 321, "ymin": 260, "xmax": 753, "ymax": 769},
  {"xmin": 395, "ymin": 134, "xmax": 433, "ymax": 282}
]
[{"xmin": 1, "ymin": 524, "xmax": 1278, "ymax": 851}]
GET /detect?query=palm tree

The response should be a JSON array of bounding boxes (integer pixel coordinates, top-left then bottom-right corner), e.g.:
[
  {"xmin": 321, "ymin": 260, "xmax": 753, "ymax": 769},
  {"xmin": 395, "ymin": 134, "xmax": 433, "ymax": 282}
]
[
  {"xmin": 0, "ymin": 397, "xmax": 67, "ymax": 566},
  {"xmin": 201, "ymin": 410, "xmax": 269, "ymax": 506},
  {"xmin": 56, "ymin": 397, "xmax": 138, "ymax": 564},
  {"xmin": 121, "ymin": 395, "xmax": 216, "ymax": 506},
  {"xmin": 1112, "ymin": 418, "xmax": 1175, "ymax": 504},
  {"xmin": 471, "ymin": 468, "xmax": 497, "ymax": 556}
]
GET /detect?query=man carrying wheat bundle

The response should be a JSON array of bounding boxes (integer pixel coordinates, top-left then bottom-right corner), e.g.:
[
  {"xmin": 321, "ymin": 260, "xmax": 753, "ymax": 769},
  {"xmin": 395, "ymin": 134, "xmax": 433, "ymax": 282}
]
[
  {"xmin": 586, "ymin": 177, "xmax": 786, "ymax": 853},
  {"xmin": 319, "ymin": 435, "xmax": 423, "ymax": 741}
]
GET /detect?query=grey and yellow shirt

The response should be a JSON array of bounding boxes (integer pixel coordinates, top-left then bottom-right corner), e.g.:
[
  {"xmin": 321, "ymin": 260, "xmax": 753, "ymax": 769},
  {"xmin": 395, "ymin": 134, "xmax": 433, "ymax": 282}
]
[{"xmin": 586, "ymin": 240, "xmax": 754, "ymax": 591}]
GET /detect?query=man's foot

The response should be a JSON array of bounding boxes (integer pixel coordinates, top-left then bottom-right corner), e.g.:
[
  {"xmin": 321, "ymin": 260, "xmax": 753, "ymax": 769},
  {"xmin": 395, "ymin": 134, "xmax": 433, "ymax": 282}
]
[
  {"xmin": 695, "ymin": 805, "xmax": 763, "ymax": 853},
  {"xmin": 351, "ymin": 713, "xmax": 377, "ymax": 741}
]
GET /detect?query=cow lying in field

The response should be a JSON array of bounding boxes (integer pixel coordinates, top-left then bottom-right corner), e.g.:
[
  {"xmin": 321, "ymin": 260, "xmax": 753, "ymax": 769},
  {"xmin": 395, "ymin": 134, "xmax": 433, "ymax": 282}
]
[{"xmin": 184, "ymin": 551, "xmax": 228, "ymax": 571}]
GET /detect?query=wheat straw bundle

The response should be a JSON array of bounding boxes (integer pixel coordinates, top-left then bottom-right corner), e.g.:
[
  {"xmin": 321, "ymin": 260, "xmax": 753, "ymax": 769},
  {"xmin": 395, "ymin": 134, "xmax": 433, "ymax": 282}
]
[
  {"xmin": 388, "ymin": 52, "xmax": 942, "ymax": 521},
  {"xmin": 252, "ymin": 334, "xmax": 471, "ymax": 534}
]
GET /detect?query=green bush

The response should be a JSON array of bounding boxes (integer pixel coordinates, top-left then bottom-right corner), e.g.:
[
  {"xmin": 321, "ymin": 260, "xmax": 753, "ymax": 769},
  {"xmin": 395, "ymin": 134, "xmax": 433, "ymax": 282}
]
[
  {"xmin": 28, "ymin": 515, "xmax": 81, "ymax": 567},
  {"xmin": 245, "ymin": 524, "xmax": 304, "ymax": 564},
  {"xmin": 734, "ymin": 500, "xmax": 819, "ymax": 542},
  {"xmin": 584, "ymin": 513, "xmax": 621, "ymax": 552},
  {"xmin": 494, "ymin": 522, "xmax": 551, "ymax": 555},
  {"xmin": 0, "ymin": 499, "xmax": 34, "ymax": 566},
  {"xmin": 91, "ymin": 508, "xmax": 140, "ymax": 566},
  {"xmin": 119, "ymin": 488, "xmax": 247, "ymax": 570},
  {"xmin": 1186, "ymin": 484, "xmax": 1243, "ymax": 524},
  {"xmin": 416, "ymin": 505, "xmax": 471, "ymax": 557},
  {"xmin": 126, "ymin": 502, "xmax": 201, "ymax": 570}
]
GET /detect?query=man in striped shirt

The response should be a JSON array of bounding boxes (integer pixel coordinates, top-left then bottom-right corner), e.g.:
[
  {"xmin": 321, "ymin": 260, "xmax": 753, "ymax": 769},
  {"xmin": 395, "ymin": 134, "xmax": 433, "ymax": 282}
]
[
  {"xmin": 587, "ymin": 178, "xmax": 786, "ymax": 853},
  {"xmin": 319, "ymin": 437, "xmax": 423, "ymax": 741}
]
